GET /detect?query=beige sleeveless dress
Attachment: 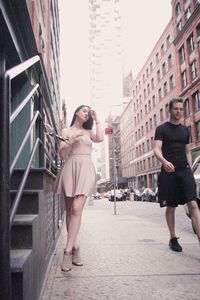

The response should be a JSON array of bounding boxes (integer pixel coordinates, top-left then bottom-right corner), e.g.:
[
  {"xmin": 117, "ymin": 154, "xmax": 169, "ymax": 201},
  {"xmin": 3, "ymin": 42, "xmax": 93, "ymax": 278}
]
[{"xmin": 54, "ymin": 136, "xmax": 96, "ymax": 198}]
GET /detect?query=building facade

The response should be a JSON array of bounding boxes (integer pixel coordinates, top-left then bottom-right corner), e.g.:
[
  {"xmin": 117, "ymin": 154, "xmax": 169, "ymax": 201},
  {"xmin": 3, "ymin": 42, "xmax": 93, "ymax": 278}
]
[
  {"xmin": 0, "ymin": 1, "xmax": 62, "ymax": 299},
  {"xmin": 121, "ymin": 20, "xmax": 179, "ymax": 190},
  {"xmin": 172, "ymin": 0, "xmax": 200, "ymax": 158},
  {"xmin": 119, "ymin": 0, "xmax": 200, "ymax": 191}
]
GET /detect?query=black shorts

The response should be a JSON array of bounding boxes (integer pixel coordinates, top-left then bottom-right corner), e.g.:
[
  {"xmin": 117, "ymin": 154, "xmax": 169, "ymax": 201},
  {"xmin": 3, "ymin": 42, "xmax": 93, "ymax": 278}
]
[{"xmin": 157, "ymin": 166, "xmax": 197, "ymax": 207}]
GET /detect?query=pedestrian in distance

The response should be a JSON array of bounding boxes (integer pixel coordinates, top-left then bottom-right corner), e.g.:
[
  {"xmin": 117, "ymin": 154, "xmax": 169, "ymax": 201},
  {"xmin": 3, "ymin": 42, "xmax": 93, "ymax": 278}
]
[
  {"xmin": 153, "ymin": 97, "xmax": 200, "ymax": 252},
  {"xmin": 54, "ymin": 105, "xmax": 104, "ymax": 271}
]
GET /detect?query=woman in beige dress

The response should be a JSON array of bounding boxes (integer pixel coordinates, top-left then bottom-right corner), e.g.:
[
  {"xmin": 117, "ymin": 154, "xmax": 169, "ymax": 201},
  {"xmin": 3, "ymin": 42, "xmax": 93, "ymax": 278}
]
[{"xmin": 55, "ymin": 105, "xmax": 104, "ymax": 271}]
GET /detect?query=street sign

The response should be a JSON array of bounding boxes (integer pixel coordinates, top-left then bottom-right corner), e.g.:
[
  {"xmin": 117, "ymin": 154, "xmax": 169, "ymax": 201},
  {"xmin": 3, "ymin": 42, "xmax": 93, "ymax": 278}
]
[{"xmin": 105, "ymin": 127, "xmax": 113, "ymax": 135}]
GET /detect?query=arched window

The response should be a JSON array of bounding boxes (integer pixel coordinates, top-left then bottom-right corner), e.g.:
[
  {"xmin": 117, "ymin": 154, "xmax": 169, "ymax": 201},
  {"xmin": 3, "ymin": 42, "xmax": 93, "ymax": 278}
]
[{"xmin": 175, "ymin": 2, "xmax": 181, "ymax": 15}]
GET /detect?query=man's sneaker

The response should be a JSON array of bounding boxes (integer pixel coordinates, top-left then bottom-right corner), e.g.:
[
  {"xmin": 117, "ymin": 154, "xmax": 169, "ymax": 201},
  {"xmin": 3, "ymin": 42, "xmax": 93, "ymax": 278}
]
[{"xmin": 169, "ymin": 237, "xmax": 182, "ymax": 252}]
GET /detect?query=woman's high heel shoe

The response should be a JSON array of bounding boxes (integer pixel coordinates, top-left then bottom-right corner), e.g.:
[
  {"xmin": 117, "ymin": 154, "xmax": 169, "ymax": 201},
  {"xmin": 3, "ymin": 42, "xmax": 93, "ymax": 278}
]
[
  {"xmin": 72, "ymin": 247, "xmax": 83, "ymax": 266},
  {"xmin": 61, "ymin": 250, "xmax": 72, "ymax": 272}
]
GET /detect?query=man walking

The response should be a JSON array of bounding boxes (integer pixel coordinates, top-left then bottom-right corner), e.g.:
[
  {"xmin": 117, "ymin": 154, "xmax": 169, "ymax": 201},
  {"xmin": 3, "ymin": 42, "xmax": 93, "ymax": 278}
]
[{"xmin": 154, "ymin": 97, "xmax": 200, "ymax": 252}]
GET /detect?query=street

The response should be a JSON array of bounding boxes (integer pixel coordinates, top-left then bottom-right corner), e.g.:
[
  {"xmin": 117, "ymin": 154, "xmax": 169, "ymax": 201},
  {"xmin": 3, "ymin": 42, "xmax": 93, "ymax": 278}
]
[{"xmin": 40, "ymin": 199, "xmax": 200, "ymax": 300}]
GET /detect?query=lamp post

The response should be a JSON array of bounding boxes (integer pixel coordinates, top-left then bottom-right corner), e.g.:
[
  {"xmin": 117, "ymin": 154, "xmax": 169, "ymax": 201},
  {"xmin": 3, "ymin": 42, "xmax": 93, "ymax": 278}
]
[{"xmin": 105, "ymin": 126, "xmax": 117, "ymax": 215}]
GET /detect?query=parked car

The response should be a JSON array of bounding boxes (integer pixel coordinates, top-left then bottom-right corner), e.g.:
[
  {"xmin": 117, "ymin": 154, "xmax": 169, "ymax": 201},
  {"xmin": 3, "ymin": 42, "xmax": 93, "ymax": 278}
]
[
  {"xmin": 184, "ymin": 156, "xmax": 200, "ymax": 229},
  {"xmin": 108, "ymin": 189, "xmax": 126, "ymax": 201},
  {"xmin": 92, "ymin": 192, "xmax": 101, "ymax": 199},
  {"xmin": 133, "ymin": 189, "xmax": 142, "ymax": 201},
  {"xmin": 141, "ymin": 188, "xmax": 157, "ymax": 202}
]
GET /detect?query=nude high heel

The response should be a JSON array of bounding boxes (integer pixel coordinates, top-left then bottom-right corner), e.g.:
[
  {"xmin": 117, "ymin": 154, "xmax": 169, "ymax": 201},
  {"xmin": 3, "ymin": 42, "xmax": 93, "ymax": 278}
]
[
  {"xmin": 72, "ymin": 247, "xmax": 83, "ymax": 266},
  {"xmin": 61, "ymin": 250, "xmax": 72, "ymax": 272}
]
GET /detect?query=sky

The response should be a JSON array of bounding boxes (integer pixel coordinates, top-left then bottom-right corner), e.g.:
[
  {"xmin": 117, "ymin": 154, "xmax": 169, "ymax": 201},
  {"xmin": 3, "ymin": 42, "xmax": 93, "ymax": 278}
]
[{"xmin": 58, "ymin": 0, "xmax": 172, "ymax": 122}]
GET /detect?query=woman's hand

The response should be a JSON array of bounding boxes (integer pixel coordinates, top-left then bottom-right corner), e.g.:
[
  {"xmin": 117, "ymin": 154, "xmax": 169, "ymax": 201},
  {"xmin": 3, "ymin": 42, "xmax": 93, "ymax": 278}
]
[
  {"xmin": 62, "ymin": 129, "xmax": 84, "ymax": 144},
  {"xmin": 66, "ymin": 131, "xmax": 84, "ymax": 144},
  {"xmin": 89, "ymin": 109, "xmax": 98, "ymax": 123}
]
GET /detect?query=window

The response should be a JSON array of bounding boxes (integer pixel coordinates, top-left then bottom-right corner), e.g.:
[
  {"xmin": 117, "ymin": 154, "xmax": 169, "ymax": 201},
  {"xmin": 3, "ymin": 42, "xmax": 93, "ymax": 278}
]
[
  {"xmin": 163, "ymin": 82, "xmax": 168, "ymax": 96},
  {"xmin": 144, "ymin": 89, "xmax": 146, "ymax": 99},
  {"xmin": 158, "ymin": 88, "xmax": 162, "ymax": 100},
  {"xmin": 148, "ymin": 99, "xmax": 151, "ymax": 111},
  {"xmin": 150, "ymin": 62, "xmax": 153, "ymax": 71},
  {"xmin": 141, "ymin": 126, "xmax": 144, "ymax": 136},
  {"xmin": 197, "ymin": 24, "xmax": 200, "ymax": 48},
  {"xmin": 181, "ymin": 70, "xmax": 187, "ymax": 89},
  {"xmin": 152, "ymin": 95, "xmax": 156, "ymax": 107},
  {"xmin": 175, "ymin": 3, "xmax": 181, "ymax": 15},
  {"xmin": 185, "ymin": 6, "xmax": 191, "ymax": 20},
  {"xmin": 146, "ymin": 68, "xmax": 149, "ymax": 78},
  {"xmin": 147, "ymin": 84, "xmax": 150, "ymax": 95},
  {"xmin": 146, "ymin": 121, "xmax": 148, "ymax": 133},
  {"xmin": 190, "ymin": 60, "xmax": 197, "ymax": 80},
  {"xmin": 143, "ymin": 74, "xmax": 145, "ymax": 83},
  {"xmin": 156, "ymin": 52, "xmax": 159, "ymax": 63},
  {"xmin": 151, "ymin": 78, "xmax": 154, "ymax": 90},
  {"xmin": 166, "ymin": 35, "xmax": 171, "ymax": 48},
  {"xmin": 157, "ymin": 70, "xmax": 161, "ymax": 82},
  {"xmin": 162, "ymin": 62, "xmax": 166, "ymax": 76},
  {"xmin": 187, "ymin": 34, "xmax": 195, "ymax": 54},
  {"xmin": 145, "ymin": 104, "xmax": 147, "ymax": 114},
  {"xmin": 153, "ymin": 114, "xmax": 157, "ymax": 127},
  {"xmin": 169, "ymin": 74, "xmax": 175, "ymax": 90},
  {"xmin": 168, "ymin": 54, "xmax": 172, "ymax": 69},
  {"xmin": 161, "ymin": 44, "xmax": 164, "ymax": 55},
  {"xmin": 184, "ymin": 99, "xmax": 190, "ymax": 118},
  {"xmin": 196, "ymin": 121, "xmax": 200, "ymax": 141},
  {"xmin": 165, "ymin": 103, "xmax": 169, "ymax": 119},
  {"xmin": 178, "ymin": 46, "xmax": 185, "ymax": 64},
  {"xmin": 160, "ymin": 108, "xmax": 163, "ymax": 122},
  {"xmin": 193, "ymin": 91, "xmax": 200, "ymax": 112},
  {"xmin": 150, "ymin": 118, "xmax": 153, "ymax": 130},
  {"xmin": 140, "ymin": 109, "xmax": 143, "ymax": 119},
  {"xmin": 177, "ymin": 20, "xmax": 182, "ymax": 33}
]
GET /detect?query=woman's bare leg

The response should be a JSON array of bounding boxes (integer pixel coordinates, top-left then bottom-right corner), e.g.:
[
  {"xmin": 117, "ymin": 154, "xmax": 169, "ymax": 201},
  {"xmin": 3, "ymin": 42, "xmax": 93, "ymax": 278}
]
[{"xmin": 65, "ymin": 195, "xmax": 87, "ymax": 252}]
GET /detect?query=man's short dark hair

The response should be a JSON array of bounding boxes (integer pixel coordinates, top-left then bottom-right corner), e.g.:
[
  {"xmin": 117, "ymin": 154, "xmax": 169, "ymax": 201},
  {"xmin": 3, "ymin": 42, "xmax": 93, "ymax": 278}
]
[{"xmin": 169, "ymin": 97, "xmax": 184, "ymax": 111}]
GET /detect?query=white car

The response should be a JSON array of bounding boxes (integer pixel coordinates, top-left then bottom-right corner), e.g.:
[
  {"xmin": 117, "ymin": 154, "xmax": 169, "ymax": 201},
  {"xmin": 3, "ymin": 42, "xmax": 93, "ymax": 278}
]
[{"xmin": 108, "ymin": 189, "xmax": 126, "ymax": 201}]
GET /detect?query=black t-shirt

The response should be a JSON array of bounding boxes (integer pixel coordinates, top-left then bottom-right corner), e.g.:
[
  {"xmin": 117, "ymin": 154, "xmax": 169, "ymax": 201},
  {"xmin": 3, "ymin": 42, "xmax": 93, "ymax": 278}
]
[{"xmin": 154, "ymin": 121, "xmax": 190, "ymax": 169}]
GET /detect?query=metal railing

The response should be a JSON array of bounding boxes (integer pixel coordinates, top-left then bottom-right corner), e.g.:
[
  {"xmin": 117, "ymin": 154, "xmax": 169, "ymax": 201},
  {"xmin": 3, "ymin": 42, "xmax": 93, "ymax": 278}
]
[{"xmin": 0, "ymin": 55, "xmax": 59, "ymax": 299}]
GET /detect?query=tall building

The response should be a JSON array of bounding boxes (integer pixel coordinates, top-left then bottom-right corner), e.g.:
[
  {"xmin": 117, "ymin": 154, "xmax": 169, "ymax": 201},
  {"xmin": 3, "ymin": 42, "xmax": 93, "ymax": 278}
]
[
  {"xmin": 89, "ymin": 0, "xmax": 123, "ymax": 112},
  {"xmin": 121, "ymin": 20, "xmax": 178, "ymax": 189},
  {"xmin": 172, "ymin": 0, "xmax": 200, "ymax": 158},
  {"xmin": 119, "ymin": 0, "xmax": 200, "ymax": 190}
]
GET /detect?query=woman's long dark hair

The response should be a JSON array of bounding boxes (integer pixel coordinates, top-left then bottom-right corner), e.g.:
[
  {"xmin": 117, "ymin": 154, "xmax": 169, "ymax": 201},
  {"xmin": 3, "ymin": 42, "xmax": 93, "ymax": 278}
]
[{"xmin": 70, "ymin": 105, "xmax": 94, "ymax": 129}]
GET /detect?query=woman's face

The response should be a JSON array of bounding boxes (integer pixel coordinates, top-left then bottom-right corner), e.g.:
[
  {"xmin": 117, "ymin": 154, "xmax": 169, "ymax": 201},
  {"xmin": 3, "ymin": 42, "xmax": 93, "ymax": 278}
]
[{"xmin": 76, "ymin": 106, "xmax": 90, "ymax": 122}]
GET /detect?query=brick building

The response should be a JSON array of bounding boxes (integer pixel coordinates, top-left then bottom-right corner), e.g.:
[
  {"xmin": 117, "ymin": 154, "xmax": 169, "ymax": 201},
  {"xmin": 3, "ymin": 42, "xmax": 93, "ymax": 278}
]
[
  {"xmin": 120, "ymin": 0, "xmax": 200, "ymax": 191},
  {"xmin": 172, "ymin": 0, "xmax": 200, "ymax": 159}
]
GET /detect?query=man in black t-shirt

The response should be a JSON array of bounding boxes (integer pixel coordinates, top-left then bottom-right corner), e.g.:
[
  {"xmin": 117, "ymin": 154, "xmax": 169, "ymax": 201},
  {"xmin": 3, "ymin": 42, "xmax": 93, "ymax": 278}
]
[{"xmin": 154, "ymin": 97, "xmax": 200, "ymax": 252}]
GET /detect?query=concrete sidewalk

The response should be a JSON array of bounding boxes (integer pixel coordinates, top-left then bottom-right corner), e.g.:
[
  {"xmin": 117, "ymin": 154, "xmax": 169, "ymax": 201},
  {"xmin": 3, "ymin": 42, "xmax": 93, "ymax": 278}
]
[{"xmin": 40, "ymin": 199, "xmax": 200, "ymax": 300}]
